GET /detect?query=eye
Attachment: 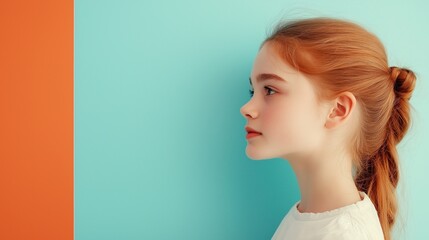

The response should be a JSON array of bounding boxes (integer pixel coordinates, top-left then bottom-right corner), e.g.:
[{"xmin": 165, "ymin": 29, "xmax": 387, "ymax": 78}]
[
  {"xmin": 264, "ymin": 86, "xmax": 276, "ymax": 96},
  {"xmin": 248, "ymin": 86, "xmax": 276, "ymax": 98}
]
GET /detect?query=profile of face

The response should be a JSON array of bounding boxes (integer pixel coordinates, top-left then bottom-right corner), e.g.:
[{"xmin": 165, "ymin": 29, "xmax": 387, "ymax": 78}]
[{"xmin": 240, "ymin": 42, "xmax": 330, "ymax": 161}]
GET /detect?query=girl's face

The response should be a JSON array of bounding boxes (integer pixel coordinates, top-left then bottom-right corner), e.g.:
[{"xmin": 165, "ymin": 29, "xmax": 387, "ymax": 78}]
[{"xmin": 240, "ymin": 42, "xmax": 329, "ymax": 160}]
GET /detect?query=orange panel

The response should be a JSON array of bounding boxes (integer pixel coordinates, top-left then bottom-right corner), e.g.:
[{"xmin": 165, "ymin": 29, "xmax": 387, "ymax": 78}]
[{"xmin": 0, "ymin": 1, "xmax": 73, "ymax": 239}]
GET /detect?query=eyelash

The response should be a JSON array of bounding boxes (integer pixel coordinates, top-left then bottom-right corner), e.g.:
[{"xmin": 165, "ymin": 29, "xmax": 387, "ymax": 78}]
[{"xmin": 249, "ymin": 86, "xmax": 276, "ymax": 98}]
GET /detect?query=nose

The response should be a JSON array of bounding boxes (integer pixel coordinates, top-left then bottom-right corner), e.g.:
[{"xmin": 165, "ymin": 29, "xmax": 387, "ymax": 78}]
[{"xmin": 240, "ymin": 100, "xmax": 257, "ymax": 119}]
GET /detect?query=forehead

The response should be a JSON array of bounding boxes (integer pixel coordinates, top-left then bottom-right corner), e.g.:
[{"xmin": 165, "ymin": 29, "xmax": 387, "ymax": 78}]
[{"xmin": 250, "ymin": 42, "xmax": 300, "ymax": 85}]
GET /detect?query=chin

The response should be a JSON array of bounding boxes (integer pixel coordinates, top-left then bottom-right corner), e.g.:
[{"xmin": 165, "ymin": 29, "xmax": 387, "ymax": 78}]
[
  {"xmin": 245, "ymin": 148, "xmax": 276, "ymax": 160},
  {"xmin": 246, "ymin": 155, "xmax": 268, "ymax": 160}
]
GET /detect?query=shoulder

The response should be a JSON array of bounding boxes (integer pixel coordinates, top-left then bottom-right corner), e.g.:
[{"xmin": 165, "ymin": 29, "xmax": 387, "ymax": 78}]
[
  {"xmin": 338, "ymin": 192, "xmax": 385, "ymax": 240},
  {"xmin": 319, "ymin": 215, "xmax": 373, "ymax": 240},
  {"xmin": 319, "ymin": 210, "xmax": 384, "ymax": 240},
  {"xmin": 344, "ymin": 209, "xmax": 385, "ymax": 240},
  {"xmin": 323, "ymin": 229, "xmax": 370, "ymax": 240}
]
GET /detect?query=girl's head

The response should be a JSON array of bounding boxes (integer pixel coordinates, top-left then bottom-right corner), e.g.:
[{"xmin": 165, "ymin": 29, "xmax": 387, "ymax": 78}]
[
  {"xmin": 241, "ymin": 40, "xmax": 360, "ymax": 165},
  {"xmin": 240, "ymin": 17, "xmax": 417, "ymax": 240}
]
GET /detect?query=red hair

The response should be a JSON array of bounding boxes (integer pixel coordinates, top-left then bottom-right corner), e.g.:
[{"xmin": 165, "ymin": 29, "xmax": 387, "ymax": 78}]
[{"xmin": 261, "ymin": 17, "xmax": 417, "ymax": 240}]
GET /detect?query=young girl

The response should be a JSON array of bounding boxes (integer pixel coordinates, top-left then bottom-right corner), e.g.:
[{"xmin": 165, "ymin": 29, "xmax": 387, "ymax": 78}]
[{"xmin": 240, "ymin": 17, "xmax": 417, "ymax": 240}]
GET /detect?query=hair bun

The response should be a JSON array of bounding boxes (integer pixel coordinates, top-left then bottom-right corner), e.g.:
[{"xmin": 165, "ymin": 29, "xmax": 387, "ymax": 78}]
[{"xmin": 389, "ymin": 66, "xmax": 416, "ymax": 101}]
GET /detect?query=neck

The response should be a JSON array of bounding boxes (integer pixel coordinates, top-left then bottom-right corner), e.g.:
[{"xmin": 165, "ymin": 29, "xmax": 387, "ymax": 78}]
[{"xmin": 285, "ymin": 151, "xmax": 362, "ymax": 213}]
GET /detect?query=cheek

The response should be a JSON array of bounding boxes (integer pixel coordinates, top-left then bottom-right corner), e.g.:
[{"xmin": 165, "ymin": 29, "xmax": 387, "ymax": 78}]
[
  {"xmin": 263, "ymin": 97, "xmax": 321, "ymax": 146},
  {"xmin": 266, "ymin": 97, "xmax": 308, "ymax": 126}
]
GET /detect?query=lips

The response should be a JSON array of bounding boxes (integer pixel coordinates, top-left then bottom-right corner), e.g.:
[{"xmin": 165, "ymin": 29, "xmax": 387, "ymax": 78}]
[{"xmin": 245, "ymin": 126, "xmax": 262, "ymax": 134}]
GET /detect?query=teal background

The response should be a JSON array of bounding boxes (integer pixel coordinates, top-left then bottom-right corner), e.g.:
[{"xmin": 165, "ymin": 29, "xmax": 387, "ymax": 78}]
[{"xmin": 75, "ymin": 0, "xmax": 429, "ymax": 239}]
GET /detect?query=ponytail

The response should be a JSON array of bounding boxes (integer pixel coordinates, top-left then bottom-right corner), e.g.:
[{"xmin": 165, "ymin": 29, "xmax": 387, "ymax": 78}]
[{"xmin": 355, "ymin": 67, "xmax": 416, "ymax": 240}]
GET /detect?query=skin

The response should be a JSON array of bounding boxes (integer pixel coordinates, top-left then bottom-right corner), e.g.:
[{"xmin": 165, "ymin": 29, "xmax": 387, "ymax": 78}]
[{"xmin": 240, "ymin": 42, "xmax": 362, "ymax": 213}]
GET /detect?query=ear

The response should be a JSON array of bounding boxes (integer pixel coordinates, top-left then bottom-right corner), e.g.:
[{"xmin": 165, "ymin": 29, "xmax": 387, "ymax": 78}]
[{"xmin": 324, "ymin": 92, "xmax": 356, "ymax": 129}]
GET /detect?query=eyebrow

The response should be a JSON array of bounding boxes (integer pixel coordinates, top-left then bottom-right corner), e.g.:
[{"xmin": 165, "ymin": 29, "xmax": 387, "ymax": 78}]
[{"xmin": 249, "ymin": 73, "xmax": 287, "ymax": 86}]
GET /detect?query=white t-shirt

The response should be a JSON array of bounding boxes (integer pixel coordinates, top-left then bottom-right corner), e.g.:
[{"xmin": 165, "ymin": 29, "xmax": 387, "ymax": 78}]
[{"xmin": 271, "ymin": 191, "xmax": 385, "ymax": 240}]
